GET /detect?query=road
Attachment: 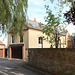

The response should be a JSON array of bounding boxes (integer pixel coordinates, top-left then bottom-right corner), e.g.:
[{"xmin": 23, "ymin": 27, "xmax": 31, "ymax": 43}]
[{"xmin": 0, "ymin": 58, "xmax": 50, "ymax": 75}]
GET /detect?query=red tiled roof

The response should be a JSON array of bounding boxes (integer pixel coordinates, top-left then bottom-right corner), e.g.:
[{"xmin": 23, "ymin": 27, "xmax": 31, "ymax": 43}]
[{"xmin": 0, "ymin": 41, "xmax": 5, "ymax": 45}]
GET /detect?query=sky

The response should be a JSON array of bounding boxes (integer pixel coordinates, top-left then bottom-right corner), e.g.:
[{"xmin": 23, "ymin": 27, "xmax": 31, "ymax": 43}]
[
  {"xmin": 27, "ymin": 0, "xmax": 75, "ymax": 34},
  {"xmin": 0, "ymin": 0, "xmax": 75, "ymax": 45},
  {"xmin": 27, "ymin": 0, "xmax": 46, "ymax": 23}
]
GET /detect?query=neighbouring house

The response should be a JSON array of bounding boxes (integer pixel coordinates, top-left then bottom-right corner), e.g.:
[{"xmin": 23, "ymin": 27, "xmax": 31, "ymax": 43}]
[
  {"xmin": 72, "ymin": 36, "xmax": 75, "ymax": 48},
  {"xmin": 66, "ymin": 32, "xmax": 75, "ymax": 48},
  {"xmin": 0, "ymin": 41, "xmax": 7, "ymax": 57},
  {"xmin": 8, "ymin": 18, "xmax": 67, "ymax": 49}
]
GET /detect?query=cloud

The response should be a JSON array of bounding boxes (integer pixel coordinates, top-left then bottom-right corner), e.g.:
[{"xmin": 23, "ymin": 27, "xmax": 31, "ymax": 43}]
[
  {"xmin": 29, "ymin": 0, "xmax": 45, "ymax": 6},
  {"xmin": 67, "ymin": 23, "xmax": 75, "ymax": 34}
]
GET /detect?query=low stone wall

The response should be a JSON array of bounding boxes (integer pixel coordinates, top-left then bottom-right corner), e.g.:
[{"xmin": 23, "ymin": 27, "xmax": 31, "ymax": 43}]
[{"xmin": 28, "ymin": 48, "xmax": 75, "ymax": 75}]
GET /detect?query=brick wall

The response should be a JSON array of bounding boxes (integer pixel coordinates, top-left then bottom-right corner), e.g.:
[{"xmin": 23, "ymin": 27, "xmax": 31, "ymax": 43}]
[{"xmin": 28, "ymin": 48, "xmax": 75, "ymax": 75}]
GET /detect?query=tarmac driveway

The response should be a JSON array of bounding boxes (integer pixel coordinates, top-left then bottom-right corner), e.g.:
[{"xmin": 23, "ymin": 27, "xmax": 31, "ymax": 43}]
[{"xmin": 0, "ymin": 58, "xmax": 50, "ymax": 75}]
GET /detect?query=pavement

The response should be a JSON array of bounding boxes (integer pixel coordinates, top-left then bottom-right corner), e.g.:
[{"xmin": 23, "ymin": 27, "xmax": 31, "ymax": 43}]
[{"xmin": 0, "ymin": 58, "xmax": 50, "ymax": 75}]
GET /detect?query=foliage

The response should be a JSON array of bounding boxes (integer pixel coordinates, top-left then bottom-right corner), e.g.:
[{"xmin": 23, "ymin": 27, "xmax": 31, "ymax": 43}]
[
  {"xmin": 39, "ymin": 6, "xmax": 63, "ymax": 48},
  {"xmin": 71, "ymin": 33, "xmax": 75, "ymax": 37},
  {"xmin": 49, "ymin": 0, "xmax": 74, "ymax": 4},
  {"xmin": 0, "ymin": 0, "xmax": 28, "ymax": 35},
  {"xmin": 64, "ymin": 1, "xmax": 75, "ymax": 25},
  {"xmin": 40, "ymin": 0, "xmax": 74, "ymax": 48},
  {"xmin": 0, "ymin": 0, "xmax": 11, "ymax": 32},
  {"xmin": 49, "ymin": 0, "xmax": 75, "ymax": 25}
]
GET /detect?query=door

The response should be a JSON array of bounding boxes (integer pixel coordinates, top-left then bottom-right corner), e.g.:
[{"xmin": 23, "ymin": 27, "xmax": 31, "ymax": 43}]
[
  {"xmin": 12, "ymin": 46, "xmax": 22, "ymax": 59},
  {"xmin": 0, "ymin": 49, "xmax": 3, "ymax": 57}
]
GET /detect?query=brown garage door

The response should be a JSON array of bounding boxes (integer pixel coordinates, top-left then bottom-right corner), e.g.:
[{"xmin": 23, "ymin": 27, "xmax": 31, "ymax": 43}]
[
  {"xmin": 12, "ymin": 46, "xmax": 22, "ymax": 59},
  {"xmin": 0, "ymin": 49, "xmax": 3, "ymax": 57}
]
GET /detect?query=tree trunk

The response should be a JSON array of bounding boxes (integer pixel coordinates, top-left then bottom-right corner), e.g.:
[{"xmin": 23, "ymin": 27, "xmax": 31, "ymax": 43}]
[{"xmin": 55, "ymin": 33, "xmax": 58, "ymax": 48}]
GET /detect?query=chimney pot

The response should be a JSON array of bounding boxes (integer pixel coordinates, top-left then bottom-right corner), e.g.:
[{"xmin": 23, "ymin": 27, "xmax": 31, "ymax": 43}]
[{"xmin": 34, "ymin": 18, "xmax": 36, "ymax": 22}]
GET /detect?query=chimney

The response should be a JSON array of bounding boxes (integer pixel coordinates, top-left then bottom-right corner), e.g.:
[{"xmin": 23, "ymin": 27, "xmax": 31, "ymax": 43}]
[{"xmin": 34, "ymin": 18, "xmax": 36, "ymax": 22}]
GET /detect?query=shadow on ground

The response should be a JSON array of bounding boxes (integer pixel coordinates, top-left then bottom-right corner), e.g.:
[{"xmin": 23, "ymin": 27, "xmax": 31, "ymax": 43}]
[{"xmin": 0, "ymin": 58, "xmax": 50, "ymax": 75}]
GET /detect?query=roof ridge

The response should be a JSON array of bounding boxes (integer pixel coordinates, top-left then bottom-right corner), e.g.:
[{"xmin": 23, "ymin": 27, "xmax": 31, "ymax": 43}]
[{"xmin": 26, "ymin": 19, "xmax": 40, "ymax": 23}]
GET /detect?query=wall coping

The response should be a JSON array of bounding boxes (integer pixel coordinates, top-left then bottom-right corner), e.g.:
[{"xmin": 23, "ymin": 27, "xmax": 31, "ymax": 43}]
[{"xmin": 28, "ymin": 48, "xmax": 75, "ymax": 51}]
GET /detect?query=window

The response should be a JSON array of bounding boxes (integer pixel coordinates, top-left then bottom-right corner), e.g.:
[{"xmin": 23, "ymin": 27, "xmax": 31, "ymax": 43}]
[
  {"xmin": 39, "ymin": 37, "xmax": 43, "ymax": 44},
  {"xmin": 38, "ymin": 37, "xmax": 43, "ymax": 48},
  {"xmin": 20, "ymin": 35, "xmax": 23, "ymax": 42},
  {"xmin": 58, "ymin": 37, "xmax": 61, "ymax": 48},
  {"xmin": 59, "ymin": 40, "xmax": 61, "ymax": 48},
  {"xmin": 12, "ymin": 36, "xmax": 15, "ymax": 43},
  {"xmin": 65, "ymin": 36, "xmax": 66, "ymax": 44}
]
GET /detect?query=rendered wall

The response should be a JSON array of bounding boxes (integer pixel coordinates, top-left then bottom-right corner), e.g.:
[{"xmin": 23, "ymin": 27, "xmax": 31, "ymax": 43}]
[
  {"xmin": 15, "ymin": 35, "xmax": 20, "ymax": 43},
  {"xmin": 8, "ymin": 29, "xmax": 66, "ymax": 48},
  {"xmin": 28, "ymin": 29, "xmax": 50, "ymax": 48},
  {"xmin": 8, "ymin": 33, "xmax": 12, "ymax": 45},
  {"xmin": 60, "ymin": 35, "xmax": 66, "ymax": 48},
  {"xmin": 0, "ymin": 45, "xmax": 5, "ymax": 49},
  {"xmin": 23, "ymin": 30, "xmax": 28, "ymax": 48}
]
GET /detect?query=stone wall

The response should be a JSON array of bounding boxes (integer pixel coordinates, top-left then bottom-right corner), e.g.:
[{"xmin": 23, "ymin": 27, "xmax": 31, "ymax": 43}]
[{"xmin": 28, "ymin": 48, "xmax": 75, "ymax": 75}]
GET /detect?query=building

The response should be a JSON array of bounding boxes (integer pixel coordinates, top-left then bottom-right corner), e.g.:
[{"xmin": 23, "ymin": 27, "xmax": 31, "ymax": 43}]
[
  {"xmin": 66, "ymin": 32, "xmax": 75, "ymax": 48},
  {"xmin": 72, "ymin": 36, "xmax": 75, "ymax": 48},
  {"xmin": 0, "ymin": 41, "xmax": 7, "ymax": 57},
  {"xmin": 8, "ymin": 18, "xmax": 66, "ymax": 48}
]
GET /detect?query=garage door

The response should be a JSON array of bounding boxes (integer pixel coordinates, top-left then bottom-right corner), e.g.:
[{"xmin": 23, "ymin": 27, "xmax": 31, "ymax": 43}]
[
  {"xmin": 12, "ymin": 46, "xmax": 22, "ymax": 59},
  {"xmin": 0, "ymin": 49, "xmax": 3, "ymax": 57}
]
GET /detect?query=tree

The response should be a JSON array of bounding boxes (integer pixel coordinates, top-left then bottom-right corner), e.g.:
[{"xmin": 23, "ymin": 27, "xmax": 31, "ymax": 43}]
[
  {"xmin": 49, "ymin": 0, "xmax": 74, "ymax": 4},
  {"xmin": 0, "ymin": 0, "xmax": 11, "ymax": 32},
  {"xmin": 39, "ymin": 0, "xmax": 70, "ymax": 48},
  {"xmin": 49, "ymin": 0, "xmax": 75, "ymax": 25},
  {"xmin": 0, "ymin": 0, "xmax": 28, "ymax": 35},
  {"xmin": 40, "ymin": 0, "xmax": 74, "ymax": 48},
  {"xmin": 71, "ymin": 33, "xmax": 75, "ymax": 37},
  {"xmin": 64, "ymin": 1, "xmax": 75, "ymax": 25},
  {"xmin": 39, "ymin": 6, "xmax": 63, "ymax": 48}
]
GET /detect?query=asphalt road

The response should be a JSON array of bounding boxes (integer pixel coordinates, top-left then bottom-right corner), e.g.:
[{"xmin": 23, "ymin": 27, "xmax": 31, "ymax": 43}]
[{"xmin": 0, "ymin": 58, "xmax": 50, "ymax": 75}]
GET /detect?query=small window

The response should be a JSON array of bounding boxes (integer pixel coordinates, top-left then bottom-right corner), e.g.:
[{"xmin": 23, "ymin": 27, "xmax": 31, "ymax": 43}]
[
  {"xmin": 38, "ymin": 37, "xmax": 43, "ymax": 48},
  {"xmin": 39, "ymin": 37, "xmax": 43, "ymax": 44},
  {"xmin": 20, "ymin": 35, "xmax": 23, "ymax": 42},
  {"xmin": 12, "ymin": 36, "xmax": 15, "ymax": 43},
  {"xmin": 59, "ymin": 40, "xmax": 61, "ymax": 48},
  {"xmin": 58, "ymin": 37, "xmax": 61, "ymax": 48}
]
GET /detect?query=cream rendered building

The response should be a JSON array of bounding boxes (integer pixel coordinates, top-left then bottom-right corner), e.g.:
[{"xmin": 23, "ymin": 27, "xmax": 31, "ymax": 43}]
[{"xmin": 8, "ymin": 19, "xmax": 66, "ymax": 48}]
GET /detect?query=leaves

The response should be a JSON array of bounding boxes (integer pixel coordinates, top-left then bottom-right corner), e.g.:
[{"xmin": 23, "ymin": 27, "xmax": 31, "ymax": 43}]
[
  {"xmin": 39, "ymin": 4, "xmax": 65, "ymax": 48},
  {"xmin": 42, "ymin": 0, "xmax": 73, "ymax": 48},
  {"xmin": 64, "ymin": 1, "xmax": 75, "ymax": 25},
  {"xmin": 0, "ymin": 0, "xmax": 28, "ymax": 35}
]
